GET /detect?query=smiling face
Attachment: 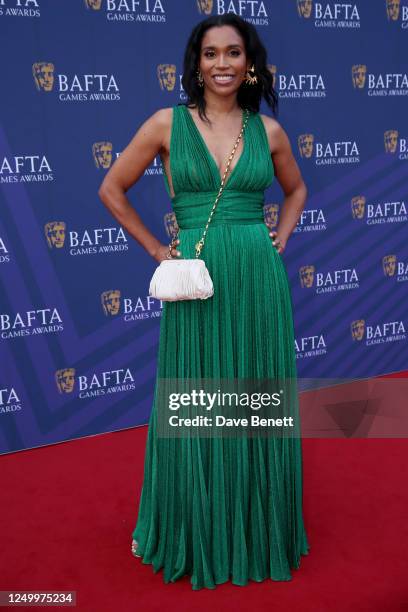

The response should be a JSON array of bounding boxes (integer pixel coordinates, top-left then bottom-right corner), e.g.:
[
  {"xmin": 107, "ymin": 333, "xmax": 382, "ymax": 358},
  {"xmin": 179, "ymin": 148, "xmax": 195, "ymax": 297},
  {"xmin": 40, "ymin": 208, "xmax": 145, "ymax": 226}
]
[{"xmin": 198, "ymin": 25, "xmax": 250, "ymax": 96}]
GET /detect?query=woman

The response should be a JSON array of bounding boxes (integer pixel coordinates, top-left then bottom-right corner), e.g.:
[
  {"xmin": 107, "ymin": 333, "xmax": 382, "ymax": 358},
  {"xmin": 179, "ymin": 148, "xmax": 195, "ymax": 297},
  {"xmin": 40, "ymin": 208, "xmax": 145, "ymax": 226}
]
[{"xmin": 98, "ymin": 14, "xmax": 310, "ymax": 590}]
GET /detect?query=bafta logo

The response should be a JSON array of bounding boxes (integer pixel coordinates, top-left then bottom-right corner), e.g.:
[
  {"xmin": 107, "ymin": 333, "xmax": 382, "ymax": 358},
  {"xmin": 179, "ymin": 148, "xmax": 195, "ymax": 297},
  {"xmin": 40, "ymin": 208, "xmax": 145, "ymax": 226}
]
[
  {"xmin": 267, "ymin": 64, "xmax": 277, "ymax": 89},
  {"xmin": 101, "ymin": 290, "xmax": 121, "ymax": 316},
  {"xmin": 383, "ymin": 255, "xmax": 397, "ymax": 276},
  {"xmin": 93, "ymin": 142, "xmax": 113, "ymax": 169},
  {"xmin": 297, "ymin": 0, "xmax": 312, "ymax": 18},
  {"xmin": 351, "ymin": 320, "xmax": 365, "ymax": 341},
  {"xmin": 351, "ymin": 65, "xmax": 366, "ymax": 89},
  {"xmin": 197, "ymin": 0, "xmax": 213, "ymax": 14},
  {"xmin": 84, "ymin": 0, "xmax": 102, "ymax": 9},
  {"xmin": 384, "ymin": 130, "xmax": 398, "ymax": 153},
  {"xmin": 298, "ymin": 134, "xmax": 314, "ymax": 158},
  {"xmin": 164, "ymin": 212, "xmax": 179, "ymax": 238},
  {"xmin": 45, "ymin": 222, "xmax": 66, "ymax": 249},
  {"xmin": 55, "ymin": 368, "xmax": 76, "ymax": 394},
  {"xmin": 351, "ymin": 196, "xmax": 366, "ymax": 220},
  {"xmin": 263, "ymin": 204, "xmax": 279, "ymax": 229},
  {"xmin": 386, "ymin": 0, "xmax": 400, "ymax": 20},
  {"xmin": 299, "ymin": 265, "xmax": 315, "ymax": 288},
  {"xmin": 32, "ymin": 62, "xmax": 55, "ymax": 92},
  {"xmin": 157, "ymin": 64, "xmax": 176, "ymax": 92}
]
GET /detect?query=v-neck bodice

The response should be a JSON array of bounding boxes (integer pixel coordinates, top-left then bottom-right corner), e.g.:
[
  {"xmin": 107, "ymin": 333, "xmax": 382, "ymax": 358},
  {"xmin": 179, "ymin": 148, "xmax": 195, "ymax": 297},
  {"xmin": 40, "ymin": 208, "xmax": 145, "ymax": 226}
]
[
  {"xmin": 162, "ymin": 103, "xmax": 275, "ymax": 229},
  {"xmin": 183, "ymin": 105, "xmax": 247, "ymax": 187}
]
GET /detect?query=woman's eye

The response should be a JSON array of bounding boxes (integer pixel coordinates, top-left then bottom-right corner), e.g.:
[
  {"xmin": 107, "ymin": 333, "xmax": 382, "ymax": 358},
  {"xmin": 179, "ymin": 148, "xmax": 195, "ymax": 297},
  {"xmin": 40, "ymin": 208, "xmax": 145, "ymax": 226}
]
[{"xmin": 203, "ymin": 50, "xmax": 241, "ymax": 58}]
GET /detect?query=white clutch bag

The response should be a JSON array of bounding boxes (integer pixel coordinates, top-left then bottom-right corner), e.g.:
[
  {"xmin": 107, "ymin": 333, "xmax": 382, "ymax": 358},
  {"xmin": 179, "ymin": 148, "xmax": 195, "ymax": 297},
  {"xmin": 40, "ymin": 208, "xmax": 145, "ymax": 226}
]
[
  {"xmin": 149, "ymin": 259, "xmax": 214, "ymax": 302},
  {"xmin": 149, "ymin": 109, "xmax": 249, "ymax": 303}
]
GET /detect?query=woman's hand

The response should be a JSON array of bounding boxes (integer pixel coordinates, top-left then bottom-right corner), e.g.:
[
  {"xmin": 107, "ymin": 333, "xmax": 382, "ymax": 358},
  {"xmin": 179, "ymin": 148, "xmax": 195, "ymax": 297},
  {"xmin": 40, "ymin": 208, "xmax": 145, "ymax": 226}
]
[
  {"xmin": 269, "ymin": 230, "xmax": 286, "ymax": 254},
  {"xmin": 153, "ymin": 238, "xmax": 182, "ymax": 263}
]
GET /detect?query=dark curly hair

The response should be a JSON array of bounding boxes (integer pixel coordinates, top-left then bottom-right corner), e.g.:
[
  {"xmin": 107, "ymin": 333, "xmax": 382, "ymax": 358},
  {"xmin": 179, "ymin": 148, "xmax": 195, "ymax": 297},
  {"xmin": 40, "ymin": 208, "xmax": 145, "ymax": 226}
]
[{"xmin": 181, "ymin": 14, "xmax": 278, "ymax": 123}]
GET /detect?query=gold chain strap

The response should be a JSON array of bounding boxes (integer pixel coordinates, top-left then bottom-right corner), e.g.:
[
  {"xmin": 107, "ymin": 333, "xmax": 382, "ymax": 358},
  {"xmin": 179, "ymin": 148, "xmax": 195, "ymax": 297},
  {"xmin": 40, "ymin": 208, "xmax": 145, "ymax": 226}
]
[{"xmin": 167, "ymin": 108, "xmax": 250, "ymax": 260}]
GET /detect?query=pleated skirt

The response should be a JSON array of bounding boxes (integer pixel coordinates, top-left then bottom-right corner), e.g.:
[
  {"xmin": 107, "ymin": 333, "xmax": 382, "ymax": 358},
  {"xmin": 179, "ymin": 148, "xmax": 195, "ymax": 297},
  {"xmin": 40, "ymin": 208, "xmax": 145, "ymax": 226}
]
[{"xmin": 131, "ymin": 221, "xmax": 310, "ymax": 590}]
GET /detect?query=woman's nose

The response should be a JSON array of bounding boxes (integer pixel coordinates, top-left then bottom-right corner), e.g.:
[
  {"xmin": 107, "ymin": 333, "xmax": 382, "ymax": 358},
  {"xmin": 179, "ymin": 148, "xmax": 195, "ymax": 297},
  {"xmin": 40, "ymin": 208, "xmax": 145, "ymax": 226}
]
[{"xmin": 215, "ymin": 55, "xmax": 229, "ymax": 68}]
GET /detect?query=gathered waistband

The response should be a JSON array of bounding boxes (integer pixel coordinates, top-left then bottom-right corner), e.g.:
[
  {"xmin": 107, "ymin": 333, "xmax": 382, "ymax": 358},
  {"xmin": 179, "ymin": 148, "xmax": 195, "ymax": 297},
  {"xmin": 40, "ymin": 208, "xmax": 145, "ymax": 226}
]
[{"xmin": 171, "ymin": 190, "xmax": 265, "ymax": 229}]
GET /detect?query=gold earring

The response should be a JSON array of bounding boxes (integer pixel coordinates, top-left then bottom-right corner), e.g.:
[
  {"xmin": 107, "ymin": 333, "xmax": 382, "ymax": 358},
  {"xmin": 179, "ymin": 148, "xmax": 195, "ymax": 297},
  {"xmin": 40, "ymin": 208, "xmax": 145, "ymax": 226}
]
[
  {"xmin": 244, "ymin": 64, "xmax": 258, "ymax": 85},
  {"xmin": 196, "ymin": 69, "xmax": 204, "ymax": 87}
]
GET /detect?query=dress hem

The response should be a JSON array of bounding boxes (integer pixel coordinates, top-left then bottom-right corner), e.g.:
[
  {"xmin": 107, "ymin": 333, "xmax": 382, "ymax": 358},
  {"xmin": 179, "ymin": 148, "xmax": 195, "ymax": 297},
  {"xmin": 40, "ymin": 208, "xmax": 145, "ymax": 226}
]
[{"xmin": 131, "ymin": 542, "xmax": 311, "ymax": 591}]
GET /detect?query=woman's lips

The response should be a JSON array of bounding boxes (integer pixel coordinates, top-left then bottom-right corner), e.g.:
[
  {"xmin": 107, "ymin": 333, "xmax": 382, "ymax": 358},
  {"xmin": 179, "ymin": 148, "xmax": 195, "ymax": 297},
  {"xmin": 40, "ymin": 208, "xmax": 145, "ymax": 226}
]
[{"xmin": 212, "ymin": 74, "xmax": 235, "ymax": 84}]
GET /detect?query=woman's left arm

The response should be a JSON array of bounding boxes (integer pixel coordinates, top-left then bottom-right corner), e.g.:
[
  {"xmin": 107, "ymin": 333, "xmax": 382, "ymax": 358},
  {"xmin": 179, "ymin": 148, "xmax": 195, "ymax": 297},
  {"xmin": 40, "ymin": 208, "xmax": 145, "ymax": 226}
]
[{"xmin": 260, "ymin": 114, "xmax": 308, "ymax": 254}]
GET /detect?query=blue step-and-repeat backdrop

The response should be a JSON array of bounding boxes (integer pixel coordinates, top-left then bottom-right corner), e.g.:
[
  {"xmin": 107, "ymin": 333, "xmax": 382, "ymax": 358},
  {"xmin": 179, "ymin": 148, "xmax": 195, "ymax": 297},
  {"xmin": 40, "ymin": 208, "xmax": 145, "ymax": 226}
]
[{"xmin": 0, "ymin": 1, "xmax": 407, "ymax": 454}]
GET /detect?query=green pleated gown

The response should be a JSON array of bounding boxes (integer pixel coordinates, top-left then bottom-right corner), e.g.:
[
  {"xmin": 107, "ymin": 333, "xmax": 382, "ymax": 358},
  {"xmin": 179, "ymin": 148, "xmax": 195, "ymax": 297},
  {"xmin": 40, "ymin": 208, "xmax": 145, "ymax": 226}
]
[{"xmin": 131, "ymin": 103, "xmax": 310, "ymax": 590}]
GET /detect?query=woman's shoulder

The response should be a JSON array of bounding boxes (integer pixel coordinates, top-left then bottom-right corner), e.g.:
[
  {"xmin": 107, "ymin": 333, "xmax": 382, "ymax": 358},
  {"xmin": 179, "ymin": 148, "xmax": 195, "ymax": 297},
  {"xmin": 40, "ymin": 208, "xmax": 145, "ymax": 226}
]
[
  {"xmin": 258, "ymin": 112, "xmax": 282, "ymax": 136},
  {"xmin": 141, "ymin": 107, "xmax": 175, "ymax": 146},
  {"xmin": 148, "ymin": 104, "xmax": 188, "ymax": 130},
  {"xmin": 258, "ymin": 112, "xmax": 287, "ymax": 154},
  {"xmin": 148, "ymin": 106, "xmax": 174, "ymax": 127},
  {"xmin": 145, "ymin": 106, "xmax": 185, "ymax": 152}
]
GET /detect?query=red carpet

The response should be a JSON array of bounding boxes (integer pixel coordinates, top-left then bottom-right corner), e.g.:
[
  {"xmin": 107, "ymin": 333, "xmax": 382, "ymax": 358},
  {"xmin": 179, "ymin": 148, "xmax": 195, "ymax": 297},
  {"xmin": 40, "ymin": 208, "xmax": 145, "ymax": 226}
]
[{"xmin": 1, "ymin": 376, "xmax": 408, "ymax": 611}]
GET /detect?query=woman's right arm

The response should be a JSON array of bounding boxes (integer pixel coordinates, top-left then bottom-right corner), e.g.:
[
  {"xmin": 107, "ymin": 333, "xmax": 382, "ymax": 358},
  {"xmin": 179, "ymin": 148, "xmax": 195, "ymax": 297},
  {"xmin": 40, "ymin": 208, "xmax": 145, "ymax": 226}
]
[{"xmin": 98, "ymin": 108, "xmax": 180, "ymax": 263}]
